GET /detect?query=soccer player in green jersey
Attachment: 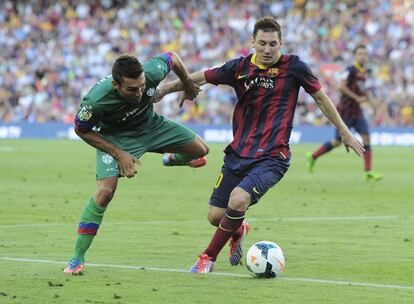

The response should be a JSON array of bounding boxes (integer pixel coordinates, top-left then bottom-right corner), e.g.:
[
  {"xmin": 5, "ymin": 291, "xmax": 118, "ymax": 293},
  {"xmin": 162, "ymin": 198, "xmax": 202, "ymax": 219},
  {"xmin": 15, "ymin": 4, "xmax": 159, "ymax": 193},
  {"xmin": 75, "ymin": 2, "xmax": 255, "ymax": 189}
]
[{"xmin": 63, "ymin": 52, "xmax": 209, "ymax": 275}]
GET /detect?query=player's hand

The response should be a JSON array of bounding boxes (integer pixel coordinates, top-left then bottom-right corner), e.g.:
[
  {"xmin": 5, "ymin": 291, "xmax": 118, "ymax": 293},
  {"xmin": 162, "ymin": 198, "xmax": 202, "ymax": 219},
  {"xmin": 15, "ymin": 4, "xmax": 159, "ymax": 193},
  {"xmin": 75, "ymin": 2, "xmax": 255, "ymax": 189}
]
[
  {"xmin": 179, "ymin": 81, "xmax": 200, "ymax": 108},
  {"xmin": 183, "ymin": 81, "xmax": 200, "ymax": 101},
  {"xmin": 341, "ymin": 132, "xmax": 365, "ymax": 156},
  {"xmin": 178, "ymin": 88, "xmax": 202, "ymax": 108},
  {"xmin": 178, "ymin": 91, "xmax": 189, "ymax": 108},
  {"xmin": 116, "ymin": 151, "xmax": 141, "ymax": 178}
]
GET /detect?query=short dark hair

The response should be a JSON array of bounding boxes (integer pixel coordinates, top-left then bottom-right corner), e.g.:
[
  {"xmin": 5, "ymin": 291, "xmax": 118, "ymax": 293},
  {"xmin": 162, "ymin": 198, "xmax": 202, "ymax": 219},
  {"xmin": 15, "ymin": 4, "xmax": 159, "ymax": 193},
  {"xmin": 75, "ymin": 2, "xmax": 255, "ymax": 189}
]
[
  {"xmin": 253, "ymin": 16, "xmax": 282, "ymax": 40},
  {"xmin": 112, "ymin": 54, "xmax": 143, "ymax": 84},
  {"xmin": 353, "ymin": 44, "xmax": 367, "ymax": 54}
]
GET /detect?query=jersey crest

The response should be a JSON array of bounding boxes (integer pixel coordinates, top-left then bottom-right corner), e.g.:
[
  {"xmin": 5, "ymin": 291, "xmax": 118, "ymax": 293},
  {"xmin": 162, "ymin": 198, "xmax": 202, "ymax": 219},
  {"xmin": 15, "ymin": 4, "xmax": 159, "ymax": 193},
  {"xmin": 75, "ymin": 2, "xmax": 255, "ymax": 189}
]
[
  {"xmin": 267, "ymin": 68, "xmax": 279, "ymax": 78},
  {"xmin": 146, "ymin": 87, "xmax": 156, "ymax": 97},
  {"xmin": 101, "ymin": 154, "xmax": 114, "ymax": 165},
  {"xmin": 78, "ymin": 105, "xmax": 93, "ymax": 122}
]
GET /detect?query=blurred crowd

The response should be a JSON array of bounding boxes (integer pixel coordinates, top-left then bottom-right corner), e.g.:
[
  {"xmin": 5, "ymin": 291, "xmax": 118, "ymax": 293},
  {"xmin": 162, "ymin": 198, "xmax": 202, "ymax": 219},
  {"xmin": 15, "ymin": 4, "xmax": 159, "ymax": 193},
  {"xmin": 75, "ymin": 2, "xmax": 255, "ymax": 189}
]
[{"xmin": 1, "ymin": 0, "xmax": 413, "ymax": 126}]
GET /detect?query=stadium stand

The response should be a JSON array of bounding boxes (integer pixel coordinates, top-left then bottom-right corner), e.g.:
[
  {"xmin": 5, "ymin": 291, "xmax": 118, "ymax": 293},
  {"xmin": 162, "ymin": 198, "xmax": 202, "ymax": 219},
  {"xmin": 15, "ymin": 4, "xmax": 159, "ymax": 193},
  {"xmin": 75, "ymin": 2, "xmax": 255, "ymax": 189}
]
[{"xmin": 0, "ymin": 0, "xmax": 413, "ymax": 126}]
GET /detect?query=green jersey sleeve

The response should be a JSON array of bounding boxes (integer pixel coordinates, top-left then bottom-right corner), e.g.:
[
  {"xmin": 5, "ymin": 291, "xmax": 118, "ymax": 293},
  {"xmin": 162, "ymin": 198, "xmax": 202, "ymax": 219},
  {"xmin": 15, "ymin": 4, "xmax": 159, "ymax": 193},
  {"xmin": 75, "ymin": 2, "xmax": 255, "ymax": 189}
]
[
  {"xmin": 143, "ymin": 52, "xmax": 173, "ymax": 86},
  {"xmin": 75, "ymin": 76, "xmax": 112, "ymax": 130}
]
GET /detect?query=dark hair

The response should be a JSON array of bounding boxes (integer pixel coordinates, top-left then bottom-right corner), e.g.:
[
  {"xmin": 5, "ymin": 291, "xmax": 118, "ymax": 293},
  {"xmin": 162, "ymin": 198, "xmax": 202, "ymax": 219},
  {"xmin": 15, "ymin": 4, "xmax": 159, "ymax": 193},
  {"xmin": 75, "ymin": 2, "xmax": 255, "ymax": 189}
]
[
  {"xmin": 353, "ymin": 44, "xmax": 367, "ymax": 54},
  {"xmin": 112, "ymin": 54, "xmax": 143, "ymax": 84},
  {"xmin": 253, "ymin": 16, "xmax": 282, "ymax": 40}
]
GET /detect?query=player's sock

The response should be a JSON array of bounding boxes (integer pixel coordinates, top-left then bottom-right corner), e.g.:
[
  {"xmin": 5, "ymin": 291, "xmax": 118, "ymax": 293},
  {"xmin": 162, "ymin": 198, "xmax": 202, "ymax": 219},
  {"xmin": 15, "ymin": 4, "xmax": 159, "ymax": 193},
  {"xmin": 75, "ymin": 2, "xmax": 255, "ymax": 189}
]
[
  {"xmin": 70, "ymin": 198, "xmax": 106, "ymax": 263},
  {"xmin": 204, "ymin": 207, "xmax": 245, "ymax": 261},
  {"xmin": 363, "ymin": 145, "xmax": 372, "ymax": 171},
  {"xmin": 163, "ymin": 153, "xmax": 195, "ymax": 166},
  {"xmin": 312, "ymin": 142, "xmax": 334, "ymax": 159},
  {"xmin": 231, "ymin": 223, "xmax": 244, "ymax": 241}
]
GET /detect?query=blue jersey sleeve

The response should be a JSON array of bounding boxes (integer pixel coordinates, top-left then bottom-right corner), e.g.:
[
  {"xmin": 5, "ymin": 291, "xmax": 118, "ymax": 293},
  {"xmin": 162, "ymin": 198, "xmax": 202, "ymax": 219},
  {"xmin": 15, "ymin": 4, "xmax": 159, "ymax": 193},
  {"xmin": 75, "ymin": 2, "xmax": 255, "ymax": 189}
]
[
  {"xmin": 204, "ymin": 58, "xmax": 240, "ymax": 87},
  {"xmin": 159, "ymin": 51, "xmax": 173, "ymax": 73},
  {"xmin": 291, "ymin": 57, "xmax": 321, "ymax": 94}
]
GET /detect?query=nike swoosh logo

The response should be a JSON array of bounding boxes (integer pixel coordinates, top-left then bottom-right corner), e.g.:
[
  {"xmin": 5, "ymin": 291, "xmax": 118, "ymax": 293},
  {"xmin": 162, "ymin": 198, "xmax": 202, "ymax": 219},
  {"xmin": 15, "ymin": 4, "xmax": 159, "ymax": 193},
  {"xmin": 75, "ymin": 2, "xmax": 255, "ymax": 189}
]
[
  {"xmin": 237, "ymin": 74, "xmax": 248, "ymax": 79},
  {"xmin": 253, "ymin": 187, "xmax": 260, "ymax": 195}
]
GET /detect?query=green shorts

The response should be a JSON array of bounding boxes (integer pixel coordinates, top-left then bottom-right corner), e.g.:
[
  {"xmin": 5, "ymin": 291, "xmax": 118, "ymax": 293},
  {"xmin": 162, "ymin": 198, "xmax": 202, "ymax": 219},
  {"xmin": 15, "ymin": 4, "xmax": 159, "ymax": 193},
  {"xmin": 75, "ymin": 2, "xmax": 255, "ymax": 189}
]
[{"xmin": 95, "ymin": 115, "xmax": 196, "ymax": 179}]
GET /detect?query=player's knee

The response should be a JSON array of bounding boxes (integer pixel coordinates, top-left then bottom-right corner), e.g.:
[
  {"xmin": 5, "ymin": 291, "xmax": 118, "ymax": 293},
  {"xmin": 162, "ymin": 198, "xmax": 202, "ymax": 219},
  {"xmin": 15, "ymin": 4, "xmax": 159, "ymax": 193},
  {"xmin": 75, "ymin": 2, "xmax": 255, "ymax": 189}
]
[
  {"xmin": 201, "ymin": 144, "xmax": 209, "ymax": 157},
  {"xmin": 193, "ymin": 137, "xmax": 209, "ymax": 157},
  {"xmin": 332, "ymin": 139, "xmax": 341, "ymax": 147},
  {"xmin": 204, "ymin": 143, "xmax": 210, "ymax": 155},
  {"xmin": 94, "ymin": 187, "xmax": 116, "ymax": 207},
  {"xmin": 207, "ymin": 213, "xmax": 220, "ymax": 226},
  {"xmin": 361, "ymin": 137, "xmax": 370, "ymax": 145},
  {"xmin": 228, "ymin": 191, "xmax": 250, "ymax": 211},
  {"xmin": 207, "ymin": 205, "xmax": 225, "ymax": 226},
  {"xmin": 195, "ymin": 142, "xmax": 209, "ymax": 158}
]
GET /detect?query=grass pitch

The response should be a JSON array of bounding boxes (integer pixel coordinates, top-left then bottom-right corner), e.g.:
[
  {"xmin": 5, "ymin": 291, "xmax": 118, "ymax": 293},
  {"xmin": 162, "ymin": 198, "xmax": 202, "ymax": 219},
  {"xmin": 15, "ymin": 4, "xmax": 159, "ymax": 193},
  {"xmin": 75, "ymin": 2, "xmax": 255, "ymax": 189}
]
[{"xmin": 0, "ymin": 140, "xmax": 413, "ymax": 303}]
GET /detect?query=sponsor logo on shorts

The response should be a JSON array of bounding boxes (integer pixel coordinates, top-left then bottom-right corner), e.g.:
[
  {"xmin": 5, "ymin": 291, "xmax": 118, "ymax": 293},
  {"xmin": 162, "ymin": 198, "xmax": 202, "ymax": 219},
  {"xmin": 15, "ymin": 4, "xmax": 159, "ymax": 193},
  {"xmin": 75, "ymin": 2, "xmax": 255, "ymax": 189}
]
[
  {"xmin": 105, "ymin": 168, "xmax": 118, "ymax": 172},
  {"xmin": 102, "ymin": 154, "xmax": 114, "ymax": 165},
  {"xmin": 253, "ymin": 187, "xmax": 260, "ymax": 195}
]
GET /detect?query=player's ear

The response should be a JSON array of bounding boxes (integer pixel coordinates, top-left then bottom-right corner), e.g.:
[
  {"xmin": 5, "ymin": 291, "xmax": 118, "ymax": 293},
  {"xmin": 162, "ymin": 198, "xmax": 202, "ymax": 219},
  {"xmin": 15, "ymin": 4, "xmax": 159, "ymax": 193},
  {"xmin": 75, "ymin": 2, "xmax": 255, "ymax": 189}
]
[
  {"xmin": 251, "ymin": 37, "xmax": 256, "ymax": 48},
  {"xmin": 112, "ymin": 80, "xmax": 120, "ymax": 91}
]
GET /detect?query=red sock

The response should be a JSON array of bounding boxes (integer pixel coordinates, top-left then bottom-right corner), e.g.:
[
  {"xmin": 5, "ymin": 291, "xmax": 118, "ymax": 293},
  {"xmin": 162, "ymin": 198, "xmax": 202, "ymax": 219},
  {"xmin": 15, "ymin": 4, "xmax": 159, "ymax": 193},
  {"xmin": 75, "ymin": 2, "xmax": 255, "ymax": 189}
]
[
  {"xmin": 204, "ymin": 207, "xmax": 245, "ymax": 261},
  {"xmin": 231, "ymin": 225, "xmax": 244, "ymax": 241},
  {"xmin": 312, "ymin": 142, "xmax": 334, "ymax": 159},
  {"xmin": 364, "ymin": 145, "xmax": 372, "ymax": 171}
]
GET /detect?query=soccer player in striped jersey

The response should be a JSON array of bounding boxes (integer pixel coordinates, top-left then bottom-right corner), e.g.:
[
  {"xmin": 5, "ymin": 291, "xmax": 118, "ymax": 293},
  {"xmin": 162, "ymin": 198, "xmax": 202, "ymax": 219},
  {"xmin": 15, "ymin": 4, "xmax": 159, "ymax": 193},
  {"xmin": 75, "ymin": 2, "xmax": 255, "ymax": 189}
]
[
  {"xmin": 155, "ymin": 16, "xmax": 364, "ymax": 273},
  {"xmin": 307, "ymin": 45, "xmax": 382, "ymax": 180},
  {"xmin": 63, "ymin": 52, "xmax": 209, "ymax": 275}
]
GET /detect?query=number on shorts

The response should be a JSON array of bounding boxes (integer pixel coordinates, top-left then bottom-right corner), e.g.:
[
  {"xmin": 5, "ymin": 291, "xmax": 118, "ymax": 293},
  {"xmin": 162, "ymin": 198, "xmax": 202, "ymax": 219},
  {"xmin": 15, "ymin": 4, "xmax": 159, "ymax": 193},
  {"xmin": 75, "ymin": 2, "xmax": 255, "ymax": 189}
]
[{"xmin": 214, "ymin": 173, "xmax": 224, "ymax": 189}]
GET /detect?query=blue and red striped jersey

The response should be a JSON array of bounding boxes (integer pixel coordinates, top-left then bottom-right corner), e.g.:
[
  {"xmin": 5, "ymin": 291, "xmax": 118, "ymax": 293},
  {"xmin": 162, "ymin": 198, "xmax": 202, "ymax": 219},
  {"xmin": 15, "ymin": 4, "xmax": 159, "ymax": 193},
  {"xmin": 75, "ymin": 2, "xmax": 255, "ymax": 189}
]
[
  {"xmin": 337, "ymin": 65, "xmax": 367, "ymax": 118},
  {"xmin": 204, "ymin": 54, "xmax": 321, "ymax": 158}
]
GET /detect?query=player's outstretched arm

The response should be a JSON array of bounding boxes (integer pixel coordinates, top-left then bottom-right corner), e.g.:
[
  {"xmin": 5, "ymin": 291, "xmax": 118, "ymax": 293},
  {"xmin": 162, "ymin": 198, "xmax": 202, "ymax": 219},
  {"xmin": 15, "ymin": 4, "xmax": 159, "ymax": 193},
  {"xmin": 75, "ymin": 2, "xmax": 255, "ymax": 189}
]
[
  {"xmin": 311, "ymin": 89, "xmax": 365, "ymax": 156},
  {"xmin": 152, "ymin": 71, "xmax": 206, "ymax": 104},
  {"xmin": 170, "ymin": 52, "xmax": 201, "ymax": 101}
]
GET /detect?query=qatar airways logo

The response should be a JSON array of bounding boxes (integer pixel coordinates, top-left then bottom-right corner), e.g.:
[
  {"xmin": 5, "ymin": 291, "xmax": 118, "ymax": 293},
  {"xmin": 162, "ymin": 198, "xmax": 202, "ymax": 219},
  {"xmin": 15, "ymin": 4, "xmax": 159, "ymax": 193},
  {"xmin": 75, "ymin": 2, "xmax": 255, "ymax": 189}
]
[{"xmin": 244, "ymin": 77, "xmax": 274, "ymax": 90}]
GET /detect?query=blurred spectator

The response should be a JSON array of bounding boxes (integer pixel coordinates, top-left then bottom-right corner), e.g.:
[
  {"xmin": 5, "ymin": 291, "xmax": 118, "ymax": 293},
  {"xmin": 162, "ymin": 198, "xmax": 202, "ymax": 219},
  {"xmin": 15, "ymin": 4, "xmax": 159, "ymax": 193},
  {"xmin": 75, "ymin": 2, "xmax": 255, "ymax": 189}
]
[{"xmin": 0, "ymin": 0, "xmax": 413, "ymax": 126}]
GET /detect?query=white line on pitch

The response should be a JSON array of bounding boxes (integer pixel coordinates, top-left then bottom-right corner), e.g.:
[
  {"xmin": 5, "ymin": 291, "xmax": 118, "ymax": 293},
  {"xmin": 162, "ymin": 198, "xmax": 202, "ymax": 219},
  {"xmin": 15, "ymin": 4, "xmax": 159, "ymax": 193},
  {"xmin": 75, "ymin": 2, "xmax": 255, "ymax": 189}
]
[
  {"xmin": 256, "ymin": 215, "xmax": 406, "ymax": 222},
  {"xmin": 1, "ymin": 215, "xmax": 413, "ymax": 229},
  {"xmin": 0, "ymin": 257, "xmax": 413, "ymax": 291}
]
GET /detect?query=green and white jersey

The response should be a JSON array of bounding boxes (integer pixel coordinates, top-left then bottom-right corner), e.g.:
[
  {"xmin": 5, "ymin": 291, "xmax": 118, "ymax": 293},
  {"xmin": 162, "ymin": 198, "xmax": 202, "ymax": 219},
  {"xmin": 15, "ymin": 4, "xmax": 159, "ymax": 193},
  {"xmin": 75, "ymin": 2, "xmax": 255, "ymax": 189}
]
[{"xmin": 75, "ymin": 53, "xmax": 173, "ymax": 135}]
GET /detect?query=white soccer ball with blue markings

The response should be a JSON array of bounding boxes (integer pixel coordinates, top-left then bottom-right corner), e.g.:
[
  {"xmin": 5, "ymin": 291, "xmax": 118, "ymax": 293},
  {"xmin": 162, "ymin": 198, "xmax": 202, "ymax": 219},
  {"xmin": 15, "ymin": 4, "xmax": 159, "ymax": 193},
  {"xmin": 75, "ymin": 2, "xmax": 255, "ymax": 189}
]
[{"xmin": 246, "ymin": 241, "xmax": 285, "ymax": 278}]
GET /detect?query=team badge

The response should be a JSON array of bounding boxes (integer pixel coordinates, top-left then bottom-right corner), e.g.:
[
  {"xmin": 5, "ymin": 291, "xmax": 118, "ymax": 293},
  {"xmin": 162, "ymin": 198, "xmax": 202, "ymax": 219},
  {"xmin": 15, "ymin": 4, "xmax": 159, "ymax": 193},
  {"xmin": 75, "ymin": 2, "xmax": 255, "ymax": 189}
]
[
  {"xmin": 102, "ymin": 154, "xmax": 114, "ymax": 165},
  {"xmin": 267, "ymin": 68, "xmax": 279, "ymax": 78},
  {"xmin": 77, "ymin": 106, "xmax": 93, "ymax": 122},
  {"xmin": 146, "ymin": 87, "xmax": 155, "ymax": 97}
]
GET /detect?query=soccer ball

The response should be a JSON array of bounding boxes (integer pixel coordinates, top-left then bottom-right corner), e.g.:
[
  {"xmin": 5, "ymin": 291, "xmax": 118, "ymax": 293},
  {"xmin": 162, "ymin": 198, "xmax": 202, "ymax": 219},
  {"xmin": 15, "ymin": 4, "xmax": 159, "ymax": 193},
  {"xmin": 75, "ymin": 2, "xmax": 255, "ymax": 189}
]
[{"xmin": 246, "ymin": 241, "xmax": 285, "ymax": 278}]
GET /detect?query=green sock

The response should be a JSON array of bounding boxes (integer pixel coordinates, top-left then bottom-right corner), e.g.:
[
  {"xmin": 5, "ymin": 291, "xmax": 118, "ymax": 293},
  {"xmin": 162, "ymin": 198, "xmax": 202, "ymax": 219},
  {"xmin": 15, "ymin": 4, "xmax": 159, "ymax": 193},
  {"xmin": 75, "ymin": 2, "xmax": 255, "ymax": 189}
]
[
  {"xmin": 171, "ymin": 153, "xmax": 195, "ymax": 165},
  {"xmin": 71, "ymin": 198, "xmax": 106, "ymax": 263}
]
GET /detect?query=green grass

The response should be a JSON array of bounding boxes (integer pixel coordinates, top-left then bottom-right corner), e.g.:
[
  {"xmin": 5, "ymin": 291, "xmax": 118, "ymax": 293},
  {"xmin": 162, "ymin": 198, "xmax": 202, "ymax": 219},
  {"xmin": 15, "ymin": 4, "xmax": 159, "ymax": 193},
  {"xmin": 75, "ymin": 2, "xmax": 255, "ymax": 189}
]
[{"xmin": 0, "ymin": 140, "xmax": 413, "ymax": 303}]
